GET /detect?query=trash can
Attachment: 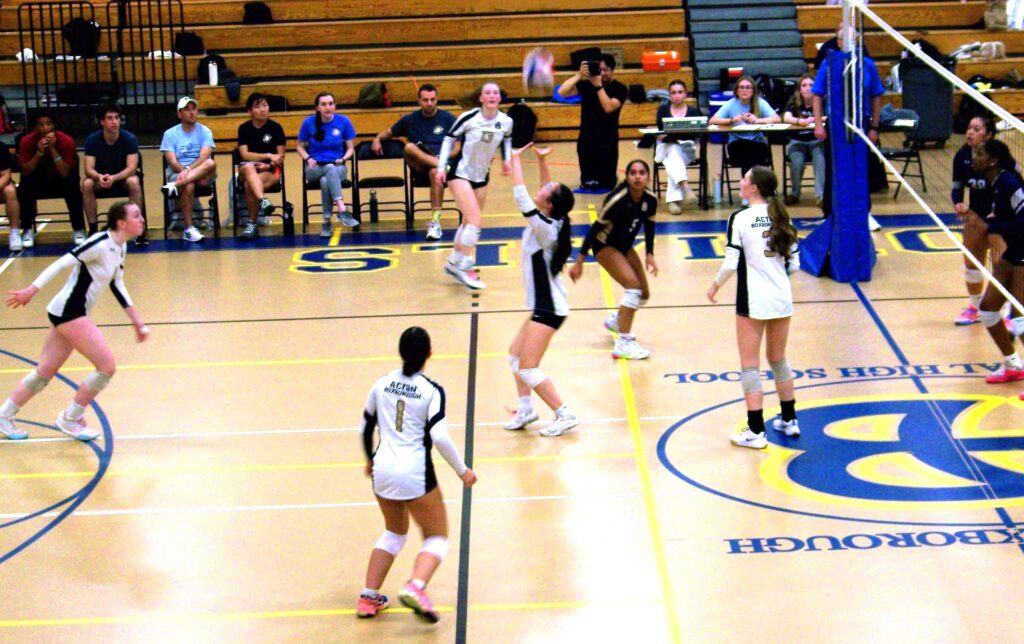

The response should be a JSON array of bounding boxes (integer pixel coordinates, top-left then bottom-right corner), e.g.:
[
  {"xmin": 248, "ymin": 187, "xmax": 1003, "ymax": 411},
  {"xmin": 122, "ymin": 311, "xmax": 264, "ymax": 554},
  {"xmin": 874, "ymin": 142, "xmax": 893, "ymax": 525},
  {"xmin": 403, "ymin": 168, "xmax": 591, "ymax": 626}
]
[{"xmin": 900, "ymin": 57, "xmax": 955, "ymax": 146}]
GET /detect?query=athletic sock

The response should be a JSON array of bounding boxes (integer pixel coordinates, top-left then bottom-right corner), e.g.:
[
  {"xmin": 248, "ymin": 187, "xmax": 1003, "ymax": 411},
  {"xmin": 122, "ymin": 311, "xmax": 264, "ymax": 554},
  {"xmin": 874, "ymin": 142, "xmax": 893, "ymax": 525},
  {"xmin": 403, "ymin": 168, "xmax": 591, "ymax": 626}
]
[
  {"xmin": 362, "ymin": 587, "xmax": 379, "ymax": 599},
  {"xmin": 0, "ymin": 399, "xmax": 19, "ymax": 418},
  {"xmin": 65, "ymin": 401, "xmax": 86, "ymax": 420},
  {"xmin": 780, "ymin": 399, "xmax": 797, "ymax": 422},
  {"xmin": 449, "ymin": 249, "xmax": 464, "ymax": 265},
  {"xmin": 1007, "ymin": 353, "xmax": 1024, "ymax": 369},
  {"xmin": 555, "ymin": 404, "xmax": 572, "ymax": 418},
  {"xmin": 411, "ymin": 578, "xmax": 426, "ymax": 590},
  {"xmin": 747, "ymin": 409, "xmax": 765, "ymax": 434},
  {"xmin": 969, "ymin": 294, "xmax": 983, "ymax": 309},
  {"xmin": 619, "ymin": 333, "xmax": 635, "ymax": 341},
  {"xmin": 518, "ymin": 395, "xmax": 532, "ymax": 413},
  {"xmin": 431, "ymin": 209, "xmax": 442, "ymax": 223}
]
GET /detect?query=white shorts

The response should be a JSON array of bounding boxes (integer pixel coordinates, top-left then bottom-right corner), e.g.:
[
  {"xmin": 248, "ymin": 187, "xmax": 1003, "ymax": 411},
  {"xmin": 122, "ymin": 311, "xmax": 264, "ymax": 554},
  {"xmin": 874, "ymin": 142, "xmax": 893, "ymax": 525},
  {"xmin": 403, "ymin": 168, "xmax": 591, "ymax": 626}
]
[{"xmin": 372, "ymin": 458, "xmax": 434, "ymax": 501}]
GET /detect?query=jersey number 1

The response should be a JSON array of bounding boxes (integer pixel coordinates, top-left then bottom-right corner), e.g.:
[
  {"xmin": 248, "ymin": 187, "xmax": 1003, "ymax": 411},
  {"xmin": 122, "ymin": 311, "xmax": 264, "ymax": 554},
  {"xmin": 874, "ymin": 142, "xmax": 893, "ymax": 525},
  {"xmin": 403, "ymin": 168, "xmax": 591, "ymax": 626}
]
[{"xmin": 395, "ymin": 399, "xmax": 406, "ymax": 433}]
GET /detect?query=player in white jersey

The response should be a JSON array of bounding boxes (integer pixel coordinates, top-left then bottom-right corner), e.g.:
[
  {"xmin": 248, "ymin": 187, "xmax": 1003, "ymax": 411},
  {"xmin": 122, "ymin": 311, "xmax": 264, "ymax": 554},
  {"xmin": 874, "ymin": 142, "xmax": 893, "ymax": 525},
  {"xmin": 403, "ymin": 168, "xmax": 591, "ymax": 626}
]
[
  {"xmin": 0, "ymin": 202, "xmax": 149, "ymax": 441},
  {"xmin": 357, "ymin": 327, "xmax": 477, "ymax": 622},
  {"xmin": 707, "ymin": 167, "xmax": 800, "ymax": 449},
  {"xmin": 436, "ymin": 81, "xmax": 513, "ymax": 290},
  {"xmin": 503, "ymin": 143, "xmax": 579, "ymax": 437}
]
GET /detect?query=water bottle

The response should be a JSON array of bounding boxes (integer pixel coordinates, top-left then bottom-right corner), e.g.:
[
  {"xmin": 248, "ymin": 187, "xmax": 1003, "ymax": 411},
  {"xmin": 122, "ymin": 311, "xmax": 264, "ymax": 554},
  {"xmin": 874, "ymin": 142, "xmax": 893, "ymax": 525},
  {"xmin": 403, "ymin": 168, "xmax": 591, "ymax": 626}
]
[
  {"xmin": 369, "ymin": 189, "xmax": 379, "ymax": 220},
  {"xmin": 207, "ymin": 61, "xmax": 219, "ymax": 86},
  {"xmin": 282, "ymin": 202, "xmax": 294, "ymax": 236},
  {"xmin": 713, "ymin": 177, "xmax": 723, "ymax": 204}
]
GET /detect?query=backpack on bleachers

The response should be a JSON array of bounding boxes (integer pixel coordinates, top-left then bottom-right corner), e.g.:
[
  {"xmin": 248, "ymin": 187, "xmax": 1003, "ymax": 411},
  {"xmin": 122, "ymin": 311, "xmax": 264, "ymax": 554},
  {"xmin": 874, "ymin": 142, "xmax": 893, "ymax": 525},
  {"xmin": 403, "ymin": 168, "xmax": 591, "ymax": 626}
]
[
  {"xmin": 174, "ymin": 31, "xmax": 205, "ymax": 56},
  {"xmin": 61, "ymin": 18, "xmax": 101, "ymax": 58},
  {"xmin": 265, "ymin": 95, "xmax": 289, "ymax": 111},
  {"xmin": 198, "ymin": 53, "xmax": 227, "ymax": 85},
  {"xmin": 357, "ymin": 83, "xmax": 390, "ymax": 108},
  {"xmin": 243, "ymin": 2, "xmax": 273, "ymax": 24},
  {"xmin": 508, "ymin": 101, "xmax": 537, "ymax": 148}
]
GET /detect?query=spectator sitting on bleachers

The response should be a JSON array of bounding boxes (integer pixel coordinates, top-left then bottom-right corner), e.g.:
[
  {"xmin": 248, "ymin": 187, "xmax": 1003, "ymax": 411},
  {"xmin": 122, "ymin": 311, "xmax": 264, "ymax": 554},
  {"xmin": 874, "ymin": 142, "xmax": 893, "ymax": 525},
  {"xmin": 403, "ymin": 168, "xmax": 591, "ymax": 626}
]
[
  {"xmin": 371, "ymin": 83, "xmax": 456, "ymax": 241},
  {"xmin": 655, "ymin": 79, "xmax": 701, "ymax": 214},
  {"xmin": 1, "ymin": 143, "xmax": 21, "ymax": 251},
  {"xmin": 709, "ymin": 75, "xmax": 780, "ymax": 178},
  {"xmin": 237, "ymin": 92, "xmax": 286, "ymax": 240},
  {"xmin": 297, "ymin": 92, "xmax": 357, "ymax": 238},
  {"xmin": 17, "ymin": 110, "xmax": 85, "ymax": 247},
  {"xmin": 160, "ymin": 96, "xmax": 217, "ymax": 243},
  {"xmin": 83, "ymin": 104, "xmax": 145, "ymax": 243},
  {"xmin": 783, "ymin": 74, "xmax": 825, "ymax": 208}
]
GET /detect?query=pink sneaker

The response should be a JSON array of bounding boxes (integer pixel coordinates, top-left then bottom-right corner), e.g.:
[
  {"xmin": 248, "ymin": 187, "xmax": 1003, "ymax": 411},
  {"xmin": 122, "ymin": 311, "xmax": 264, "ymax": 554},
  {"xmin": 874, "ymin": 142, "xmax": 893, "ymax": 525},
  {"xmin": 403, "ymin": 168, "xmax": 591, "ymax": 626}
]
[
  {"xmin": 986, "ymin": 365, "xmax": 1024, "ymax": 384},
  {"xmin": 55, "ymin": 412, "xmax": 100, "ymax": 441},
  {"xmin": 398, "ymin": 582, "xmax": 439, "ymax": 623},
  {"xmin": 356, "ymin": 593, "xmax": 388, "ymax": 618},
  {"xmin": 954, "ymin": 306, "xmax": 980, "ymax": 326}
]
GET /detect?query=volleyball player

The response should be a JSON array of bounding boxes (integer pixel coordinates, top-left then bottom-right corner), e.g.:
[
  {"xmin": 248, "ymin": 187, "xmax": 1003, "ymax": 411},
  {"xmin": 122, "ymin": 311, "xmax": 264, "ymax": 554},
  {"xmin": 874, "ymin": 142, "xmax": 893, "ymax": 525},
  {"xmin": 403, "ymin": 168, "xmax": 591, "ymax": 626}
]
[
  {"xmin": 951, "ymin": 115, "xmax": 1008, "ymax": 325},
  {"xmin": 569, "ymin": 159, "xmax": 659, "ymax": 360},
  {"xmin": 357, "ymin": 327, "xmax": 477, "ymax": 622},
  {"xmin": 503, "ymin": 143, "xmax": 579, "ymax": 436},
  {"xmin": 0, "ymin": 202, "xmax": 149, "ymax": 441},
  {"xmin": 971, "ymin": 140, "xmax": 1024, "ymax": 386},
  {"xmin": 436, "ymin": 82, "xmax": 513, "ymax": 290},
  {"xmin": 706, "ymin": 167, "xmax": 800, "ymax": 449}
]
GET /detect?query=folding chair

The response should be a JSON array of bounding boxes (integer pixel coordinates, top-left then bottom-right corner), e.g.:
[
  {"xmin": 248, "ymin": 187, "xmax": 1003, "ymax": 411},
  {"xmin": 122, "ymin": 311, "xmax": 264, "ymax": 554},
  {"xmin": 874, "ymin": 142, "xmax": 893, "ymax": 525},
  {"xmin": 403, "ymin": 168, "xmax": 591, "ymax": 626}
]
[
  {"xmin": 351, "ymin": 140, "xmax": 409, "ymax": 227},
  {"xmin": 301, "ymin": 164, "xmax": 353, "ymax": 232},
  {"xmin": 229, "ymin": 148, "xmax": 289, "ymax": 235},
  {"xmin": 161, "ymin": 156, "xmax": 220, "ymax": 238}
]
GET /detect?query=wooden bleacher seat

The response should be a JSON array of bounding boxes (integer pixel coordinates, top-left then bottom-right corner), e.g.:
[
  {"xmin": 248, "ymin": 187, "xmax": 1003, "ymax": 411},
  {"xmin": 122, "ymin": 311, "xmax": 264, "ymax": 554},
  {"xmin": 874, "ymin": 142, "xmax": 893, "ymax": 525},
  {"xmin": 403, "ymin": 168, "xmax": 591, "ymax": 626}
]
[
  {"xmin": 803, "ymin": 30, "xmax": 1024, "ymax": 62},
  {"xmin": 797, "ymin": 2, "xmax": 985, "ymax": 31}
]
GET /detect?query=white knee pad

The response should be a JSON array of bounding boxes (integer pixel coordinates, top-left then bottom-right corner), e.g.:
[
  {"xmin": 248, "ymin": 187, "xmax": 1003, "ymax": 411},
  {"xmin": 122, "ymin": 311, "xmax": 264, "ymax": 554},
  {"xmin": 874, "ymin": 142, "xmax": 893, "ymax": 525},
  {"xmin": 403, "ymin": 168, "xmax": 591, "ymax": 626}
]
[
  {"xmin": 769, "ymin": 358, "xmax": 794, "ymax": 384},
  {"xmin": 374, "ymin": 530, "xmax": 407, "ymax": 557},
  {"xmin": 21, "ymin": 370, "xmax": 50, "ymax": 394},
  {"xmin": 1011, "ymin": 317, "xmax": 1024, "ymax": 337},
  {"xmin": 508, "ymin": 355, "xmax": 520, "ymax": 373},
  {"xmin": 461, "ymin": 223, "xmax": 481, "ymax": 248},
  {"xmin": 621, "ymin": 288, "xmax": 642, "ymax": 310},
  {"xmin": 965, "ymin": 267, "xmax": 984, "ymax": 284},
  {"xmin": 83, "ymin": 370, "xmax": 113, "ymax": 392},
  {"xmin": 980, "ymin": 309, "xmax": 1003, "ymax": 328},
  {"xmin": 421, "ymin": 535, "xmax": 449, "ymax": 562},
  {"xmin": 517, "ymin": 367, "xmax": 547, "ymax": 389},
  {"xmin": 740, "ymin": 367, "xmax": 762, "ymax": 394}
]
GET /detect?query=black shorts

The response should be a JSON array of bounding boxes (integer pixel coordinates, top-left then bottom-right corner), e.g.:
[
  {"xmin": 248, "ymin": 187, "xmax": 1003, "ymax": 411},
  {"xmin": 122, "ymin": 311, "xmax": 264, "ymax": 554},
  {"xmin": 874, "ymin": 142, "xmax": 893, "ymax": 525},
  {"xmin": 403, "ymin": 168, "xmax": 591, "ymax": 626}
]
[
  {"xmin": 590, "ymin": 239, "xmax": 633, "ymax": 256},
  {"xmin": 48, "ymin": 311, "xmax": 84, "ymax": 327},
  {"xmin": 531, "ymin": 310, "xmax": 566, "ymax": 330},
  {"xmin": 454, "ymin": 173, "xmax": 489, "ymax": 190}
]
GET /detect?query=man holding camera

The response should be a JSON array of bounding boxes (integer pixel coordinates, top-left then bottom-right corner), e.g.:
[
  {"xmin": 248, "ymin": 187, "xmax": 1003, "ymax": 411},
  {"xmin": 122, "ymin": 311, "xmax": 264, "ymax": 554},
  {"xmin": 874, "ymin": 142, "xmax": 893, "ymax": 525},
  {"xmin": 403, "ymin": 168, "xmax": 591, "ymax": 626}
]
[{"xmin": 557, "ymin": 53, "xmax": 628, "ymax": 193}]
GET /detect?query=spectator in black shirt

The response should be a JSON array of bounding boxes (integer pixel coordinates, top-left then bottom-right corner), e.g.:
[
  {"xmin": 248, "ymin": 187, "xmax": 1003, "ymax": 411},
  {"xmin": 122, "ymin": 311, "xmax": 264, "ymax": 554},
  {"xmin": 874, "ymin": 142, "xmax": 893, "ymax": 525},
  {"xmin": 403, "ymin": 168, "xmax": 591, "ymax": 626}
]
[
  {"xmin": 557, "ymin": 53, "xmax": 628, "ymax": 193},
  {"xmin": 0, "ymin": 144, "xmax": 21, "ymax": 251},
  {"xmin": 236, "ymin": 93, "xmax": 286, "ymax": 239},
  {"xmin": 83, "ymin": 104, "xmax": 145, "ymax": 243}
]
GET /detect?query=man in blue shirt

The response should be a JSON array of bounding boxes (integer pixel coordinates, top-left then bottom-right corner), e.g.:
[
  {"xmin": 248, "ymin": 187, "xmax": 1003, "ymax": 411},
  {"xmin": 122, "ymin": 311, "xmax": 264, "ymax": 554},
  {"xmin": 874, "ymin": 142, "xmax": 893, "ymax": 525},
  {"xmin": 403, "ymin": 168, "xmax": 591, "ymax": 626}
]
[
  {"xmin": 371, "ymin": 84, "xmax": 456, "ymax": 240},
  {"xmin": 83, "ymin": 104, "xmax": 146, "ymax": 244},
  {"xmin": 160, "ymin": 96, "xmax": 217, "ymax": 243}
]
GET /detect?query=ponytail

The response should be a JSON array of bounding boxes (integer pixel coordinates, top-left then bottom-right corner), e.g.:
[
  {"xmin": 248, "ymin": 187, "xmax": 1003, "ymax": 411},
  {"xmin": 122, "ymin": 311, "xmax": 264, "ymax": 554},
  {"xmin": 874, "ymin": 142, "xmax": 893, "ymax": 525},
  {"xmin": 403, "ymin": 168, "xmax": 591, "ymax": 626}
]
[
  {"xmin": 547, "ymin": 184, "xmax": 575, "ymax": 275},
  {"xmin": 749, "ymin": 166, "xmax": 798, "ymax": 261}
]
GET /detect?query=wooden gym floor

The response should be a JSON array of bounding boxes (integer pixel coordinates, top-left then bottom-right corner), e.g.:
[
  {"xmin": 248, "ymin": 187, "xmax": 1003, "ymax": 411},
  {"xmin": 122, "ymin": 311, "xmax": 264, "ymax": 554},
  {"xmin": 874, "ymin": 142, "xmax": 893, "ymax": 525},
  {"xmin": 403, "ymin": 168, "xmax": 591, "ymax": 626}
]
[{"xmin": 1, "ymin": 141, "xmax": 1022, "ymax": 642}]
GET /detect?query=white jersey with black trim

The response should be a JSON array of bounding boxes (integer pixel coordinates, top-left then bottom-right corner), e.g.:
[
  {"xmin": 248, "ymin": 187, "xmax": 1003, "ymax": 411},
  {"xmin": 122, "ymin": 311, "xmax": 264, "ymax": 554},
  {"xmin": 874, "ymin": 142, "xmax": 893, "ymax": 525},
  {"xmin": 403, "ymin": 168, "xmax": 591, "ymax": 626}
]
[
  {"xmin": 439, "ymin": 108, "xmax": 513, "ymax": 183},
  {"xmin": 514, "ymin": 185, "xmax": 569, "ymax": 316},
  {"xmin": 721, "ymin": 204, "xmax": 799, "ymax": 320},
  {"xmin": 34, "ymin": 232, "xmax": 133, "ymax": 319}
]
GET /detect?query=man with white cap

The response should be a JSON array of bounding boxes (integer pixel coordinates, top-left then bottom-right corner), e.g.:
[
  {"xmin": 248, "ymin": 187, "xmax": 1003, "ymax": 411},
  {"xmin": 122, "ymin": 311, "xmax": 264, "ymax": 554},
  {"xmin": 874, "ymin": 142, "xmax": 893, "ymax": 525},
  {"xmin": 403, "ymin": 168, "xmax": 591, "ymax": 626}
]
[{"xmin": 160, "ymin": 96, "xmax": 216, "ymax": 242}]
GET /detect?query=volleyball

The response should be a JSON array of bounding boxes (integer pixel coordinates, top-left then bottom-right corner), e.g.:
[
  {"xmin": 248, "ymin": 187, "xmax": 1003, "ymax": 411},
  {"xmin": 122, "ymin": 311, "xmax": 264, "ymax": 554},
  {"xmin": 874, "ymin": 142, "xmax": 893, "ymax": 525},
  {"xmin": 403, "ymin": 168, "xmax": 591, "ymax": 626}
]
[{"xmin": 522, "ymin": 47, "xmax": 555, "ymax": 92}]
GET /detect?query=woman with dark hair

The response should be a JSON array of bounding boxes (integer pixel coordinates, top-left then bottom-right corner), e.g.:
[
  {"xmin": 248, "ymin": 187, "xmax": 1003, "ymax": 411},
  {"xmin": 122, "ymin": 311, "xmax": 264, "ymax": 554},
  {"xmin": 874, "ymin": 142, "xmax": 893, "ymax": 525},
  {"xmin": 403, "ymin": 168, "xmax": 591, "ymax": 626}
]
[
  {"xmin": 503, "ymin": 143, "xmax": 579, "ymax": 437},
  {"xmin": 296, "ymin": 92, "xmax": 357, "ymax": 238},
  {"xmin": 951, "ymin": 115, "xmax": 1008, "ymax": 325},
  {"xmin": 655, "ymin": 79, "xmax": 701, "ymax": 214},
  {"xmin": 709, "ymin": 75, "xmax": 780, "ymax": 177},
  {"xmin": 0, "ymin": 201, "xmax": 149, "ymax": 441},
  {"xmin": 569, "ymin": 159, "xmax": 659, "ymax": 360},
  {"xmin": 783, "ymin": 74, "xmax": 825, "ymax": 207},
  {"xmin": 707, "ymin": 166, "xmax": 800, "ymax": 449},
  {"xmin": 357, "ymin": 326, "xmax": 477, "ymax": 622}
]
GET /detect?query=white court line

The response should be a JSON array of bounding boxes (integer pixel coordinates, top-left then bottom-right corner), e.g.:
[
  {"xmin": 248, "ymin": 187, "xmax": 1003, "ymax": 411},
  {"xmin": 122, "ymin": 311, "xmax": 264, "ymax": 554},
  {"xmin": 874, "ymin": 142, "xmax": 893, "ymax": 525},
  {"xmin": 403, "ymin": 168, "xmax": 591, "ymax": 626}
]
[{"xmin": 0, "ymin": 491, "xmax": 645, "ymax": 520}]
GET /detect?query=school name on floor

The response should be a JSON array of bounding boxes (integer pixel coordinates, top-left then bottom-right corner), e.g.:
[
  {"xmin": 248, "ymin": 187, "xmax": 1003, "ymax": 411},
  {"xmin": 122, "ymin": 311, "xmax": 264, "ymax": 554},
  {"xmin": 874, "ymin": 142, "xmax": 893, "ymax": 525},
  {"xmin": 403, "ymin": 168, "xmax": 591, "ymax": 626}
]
[
  {"xmin": 664, "ymin": 363, "xmax": 1004, "ymax": 385},
  {"xmin": 725, "ymin": 528, "xmax": 1024, "ymax": 555}
]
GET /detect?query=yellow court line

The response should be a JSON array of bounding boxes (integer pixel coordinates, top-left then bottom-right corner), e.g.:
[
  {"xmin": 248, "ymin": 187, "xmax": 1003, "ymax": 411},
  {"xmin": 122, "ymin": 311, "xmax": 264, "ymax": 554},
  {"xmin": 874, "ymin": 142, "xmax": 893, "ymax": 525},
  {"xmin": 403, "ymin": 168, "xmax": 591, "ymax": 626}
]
[
  {"xmin": 592, "ymin": 205, "xmax": 683, "ymax": 644},
  {"xmin": 0, "ymin": 452, "xmax": 635, "ymax": 481}
]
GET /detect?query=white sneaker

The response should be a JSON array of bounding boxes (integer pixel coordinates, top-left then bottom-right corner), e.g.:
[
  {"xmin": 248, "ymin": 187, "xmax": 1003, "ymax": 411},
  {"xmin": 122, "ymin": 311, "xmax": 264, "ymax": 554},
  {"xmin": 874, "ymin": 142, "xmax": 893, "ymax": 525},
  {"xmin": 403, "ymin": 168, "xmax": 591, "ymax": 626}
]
[
  {"xmin": 320, "ymin": 222, "xmax": 333, "ymax": 238},
  {"xmin": 183, "ymin": 226, "xmax": 204, "ymax": 243},
  {"xmin": 731, "ymin": 427, "xmax": 767, "ymax": 449},
  {"xmin": 0, "ymin": 415, "xmax": 27, "ymax": 440},
  {"xmin": 504, "ymin": 409, "xmax": 539, "ymax": 431},
  {"xmin": 868, "ymin": 214, "xmax": 882, "ymax": 232},
  {"xmin": 604, "ymin": 311, "xmax": 619, "ymax": 334},
  {"xmin": 683, "ymin": 188, "xmax": 699, "ymax": 205},
  {"xmin": 444, "ymin": 261, "xmax": 485, "ymax": 290},
  {"xmin": 540, "ymin": 412, "xmax": 579, "ymax": 437},
  {"xmin": 425, "ymin": 220, "xmax": 443, "ymax": 241},
  {"xmin": 666, "ymin": 201, "xmax": 683, "ymax": 215},
  {"xmin": 771, "ymin": 416, "xmax": 800, "ymax": 437},
  {"xmin": 9, "ymin": 229, "xmax": 22, "ymax": 252},
  {"xmin": 72, "ymin": 229, "xmax": 86, "ymax": 245},
  {"xmin": 613, "ymin": 337, "xmax": 650, "ymax": 360},
  {"xmin": 161, "ymin": 182, "xmax": 179, "ymax": 198},
  {"xmin": 22, "ymin": 229, "xmax": 35, "ymax": 249},
  {"xmin": 55, "ymin": 412, "xmax": 100, "ymax": 441}
]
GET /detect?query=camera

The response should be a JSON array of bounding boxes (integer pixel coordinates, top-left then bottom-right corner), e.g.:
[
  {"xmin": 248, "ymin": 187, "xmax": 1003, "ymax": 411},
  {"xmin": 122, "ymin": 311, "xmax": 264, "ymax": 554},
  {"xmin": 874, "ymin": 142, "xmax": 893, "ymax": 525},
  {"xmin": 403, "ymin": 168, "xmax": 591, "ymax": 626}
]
[{"xmin": 586, "ymin": 60, "xmax": 601, "ymax": 77}]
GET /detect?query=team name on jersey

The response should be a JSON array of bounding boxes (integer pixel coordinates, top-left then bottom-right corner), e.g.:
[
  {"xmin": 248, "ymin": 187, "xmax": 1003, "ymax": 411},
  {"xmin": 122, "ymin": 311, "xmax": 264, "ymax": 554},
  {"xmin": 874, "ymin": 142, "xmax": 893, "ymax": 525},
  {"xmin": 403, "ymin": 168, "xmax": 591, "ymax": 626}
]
[
  {"xmin": 752, "ymin": 215, "xmax": 771, "ymax": 227},
  {"xmin": 383, "ymin": 381, "xmax": 423, "ymax": 399}
]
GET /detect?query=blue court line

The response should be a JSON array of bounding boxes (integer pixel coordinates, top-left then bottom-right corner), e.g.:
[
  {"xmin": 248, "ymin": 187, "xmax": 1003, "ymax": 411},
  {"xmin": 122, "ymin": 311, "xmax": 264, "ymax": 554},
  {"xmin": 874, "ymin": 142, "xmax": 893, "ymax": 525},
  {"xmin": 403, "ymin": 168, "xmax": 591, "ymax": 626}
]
[
  {"xmin": 850, "ymin": 283, "xmax": 1023, "ymax": 546},
  {"xmin": 0, "ymin": 347, "xmax": 113, "ymax": 566}
]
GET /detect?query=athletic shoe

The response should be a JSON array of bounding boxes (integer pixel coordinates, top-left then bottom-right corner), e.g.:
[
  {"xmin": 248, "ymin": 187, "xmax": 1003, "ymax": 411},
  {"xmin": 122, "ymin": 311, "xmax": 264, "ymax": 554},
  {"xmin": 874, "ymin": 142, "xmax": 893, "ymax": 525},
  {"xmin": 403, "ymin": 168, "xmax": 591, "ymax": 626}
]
[
  {"xmin": 258, "ymin": 216, "xmax": 272, "ymax": 226},
  {"xmin": 683, "ymin": 188, "xmax": 698, "ymax": 205},
  {"xmin": 612, "ymin": 337, "xmax": 651, "ymax": 360},
  {"xmin": 784, "ymin": 194, "xmax": 799, "ymax": 206},
  {"xmin": 868, "ymin": 214, "xmax": 882, "ymax": 232},
  {"xmin": 9, "ymin": 229, "xmax": 22, "ymax": 252},
  {"xmin": 258, "ymin": 197, "xmax": 274, "ymax": 219},
  {"xmin": 55, "ymin": 412, "xmax": 100, "ymax": 441},
  {"xmin": 604, "ymin": 311, "xmax": 619, "ymax": 334},
  {"xmin": 320, "ymin": 222, "xmax": 333, "ymax": 238},
  {"xmin": 425, "ymin": 220, "xmax": 443, "ymax": 240},
  {"xmin": 356, "ymin": 593, "xmax": 388, "ymax": 618},
  {"xmin": 730, "ymin": 427, "xmax": 767, "ymax": 449},
  {"xmin": 540, "ymin": 411, "xmax": 579, "ymax": 437},
  {"xmin": 985, "ymin": 365, "xmax": 1024, "ymax": 384},
  {"xmin": 504, "ymin": 409, "xmax": 539, "ymax": 431},
  {"xmin": 954, "ymin": 305, "xmax": 981, "ymax": 326},
  {"xmin": 240, "ymin": 221, "xmax": 259, "ymax": 240},
  {"xmin": 771, "ymin": 416, "xmax": 800, "ymax": 438},
  {"xmin": 444, "ymin": 261, "xmax": 485, "ymax": 290},
  {"xmin": 161, "ymin": 182, "xmax": 178, "ymax": 198},
  {"xmin": 0, "ymin": 416, "xmax": 27, "ymax": 440},
  {"xmin": 183, "ymin": 226, "xmax": 204, "ymax": 243},
  {"xmin": 22, "ymin": 229, "xmax": 35, "ymax": 249},
  {"xmin": 398, "ymin": 583, "xmax": 439, "ymax": 623},
  {"xmin": 337, "ymin": 210, "xmax": 359, "ymax": 227},
  {"xmin": 72, "ymin": 229, "xmax": 86, "ymax": 245},
  {"xmin": 666, "ymin": 201, "xmax": 683, "ymax": 215}
]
